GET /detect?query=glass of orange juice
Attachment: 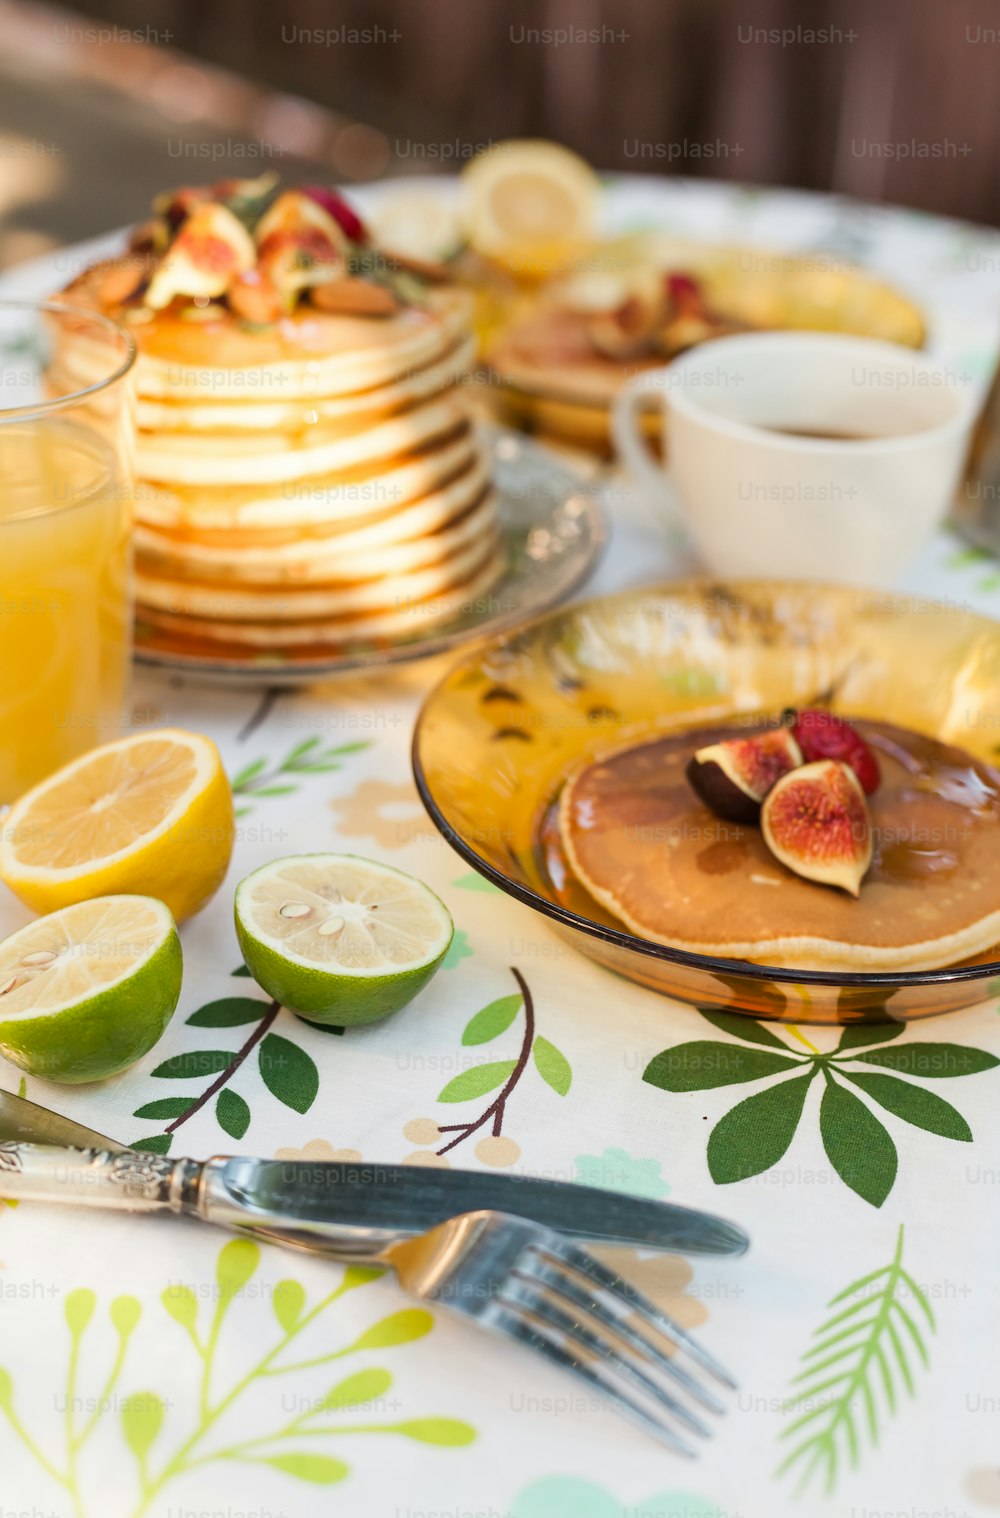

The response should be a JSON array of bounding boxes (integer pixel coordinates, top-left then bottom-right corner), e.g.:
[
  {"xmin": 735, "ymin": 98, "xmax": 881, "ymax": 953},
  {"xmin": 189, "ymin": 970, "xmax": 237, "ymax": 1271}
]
[{"xmin": 0, "ymin": 300, "xmax": 136, "ymax": 800}]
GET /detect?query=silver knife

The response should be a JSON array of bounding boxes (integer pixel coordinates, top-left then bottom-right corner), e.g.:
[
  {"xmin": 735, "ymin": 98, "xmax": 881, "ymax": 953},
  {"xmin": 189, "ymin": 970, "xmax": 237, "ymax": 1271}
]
[{"xmin": 0, "ymin": 1090, "xmax": 748, "ymax": 1257}]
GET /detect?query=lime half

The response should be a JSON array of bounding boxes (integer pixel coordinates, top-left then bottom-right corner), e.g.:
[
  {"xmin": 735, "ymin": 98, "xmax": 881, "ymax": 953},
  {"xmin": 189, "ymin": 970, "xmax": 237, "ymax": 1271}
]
[
  {"xmin": 0, "ymin": 895, "xmax": 182, "ymax": 1084},
  {"xmin": 235, "ymin": 854, "xmax": 453, "ymax": 1027}
]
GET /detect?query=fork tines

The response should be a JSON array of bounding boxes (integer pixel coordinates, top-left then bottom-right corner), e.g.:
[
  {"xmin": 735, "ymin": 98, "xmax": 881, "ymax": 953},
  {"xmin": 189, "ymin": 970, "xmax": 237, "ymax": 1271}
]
[{"xmin": 496, "ymin": 1231, "xmax": 736, "ymax": 1455}]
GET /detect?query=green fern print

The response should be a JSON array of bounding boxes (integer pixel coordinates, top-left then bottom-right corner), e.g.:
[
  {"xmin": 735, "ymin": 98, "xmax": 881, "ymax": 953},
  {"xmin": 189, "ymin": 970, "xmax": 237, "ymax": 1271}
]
[
  {"xmin": 777, "ymin": 1225, "xmax": 933, "ymax": 1495},
  {"xmin": 643, "ymin": 1012, "xmax": 998, "ymax": 1207},
  {"xmin": 231, "ymin": 737, "xmax": 371, "ymax": 816},
  {"xmin": 0, "ymin": 1238, "xmax": 474, "ymax": 1517}
]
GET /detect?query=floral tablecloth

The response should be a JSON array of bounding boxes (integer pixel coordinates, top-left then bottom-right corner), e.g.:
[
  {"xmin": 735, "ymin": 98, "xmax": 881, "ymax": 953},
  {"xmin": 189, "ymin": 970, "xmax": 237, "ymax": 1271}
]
[{"xmin": 3, "ymin": 176, "xmax": 1000, "ymax": 1518}]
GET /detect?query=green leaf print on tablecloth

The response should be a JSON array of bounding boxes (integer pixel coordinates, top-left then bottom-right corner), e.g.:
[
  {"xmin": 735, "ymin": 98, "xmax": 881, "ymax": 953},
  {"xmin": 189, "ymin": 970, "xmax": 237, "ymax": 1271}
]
[
  {"xmin": 442, "ymin": 929, "xmax": 474, "ymax": 968},
  {"xmin": 130, "ymin": 991, "xmax": 322, "ymax": 1152},
  {"xmin": 0, "ymin": 1239, "xmax": 474, "ymax": 1517},
  {"xmin": 451, "ymin": 871, "xmax": 502, "ymax": 893},
  {"xmin": 231, "ymin": 737, "xmax": 371, "ymax": 817},
  {"xmin": 461, "ymin": 993, "xmax": 522, "ymax": 1046},
  {"xmin": 433, "ymin": 968, "xmax": 572, "ymax": 1157},
  {"xmin": 643, "ymin": 1012, "xmax": 998, "ymax": 1206},
  {"xmin": 573, "ymin": 1148, "xmax": 670, "ymax": 1200},
  {"xmin": 944, "ymin": 539, "xmax": 1000, "ymax": 596},
  {"xmin": 777, "ymin": 1225, "xmax": 933, "ymax": 1496}
]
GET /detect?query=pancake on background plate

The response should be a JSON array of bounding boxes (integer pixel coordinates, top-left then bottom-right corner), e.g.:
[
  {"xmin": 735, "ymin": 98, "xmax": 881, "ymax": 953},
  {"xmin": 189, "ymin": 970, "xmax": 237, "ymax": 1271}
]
[
  {"xmin": 559, "ymin": 719, "xmax": 1000, "ymax": 972},
  {"xmin": 63, "ymin": 175, "xmax": 503, "ymax": 648},
  {"xmin": 488, "ymin": 234, "xmax": 925, "ymax": 449}
]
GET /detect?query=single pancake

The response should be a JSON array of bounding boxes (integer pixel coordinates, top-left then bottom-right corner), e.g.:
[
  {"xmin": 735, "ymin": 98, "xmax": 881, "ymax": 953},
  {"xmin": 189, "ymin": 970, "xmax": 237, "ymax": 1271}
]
[
  {"xmin": 63, "ymin": 261, "xmax": 473, "ymax": 397},
  {"xmin": 558, "ymin": 719, "xmax": 1000, "ymax": 971}
]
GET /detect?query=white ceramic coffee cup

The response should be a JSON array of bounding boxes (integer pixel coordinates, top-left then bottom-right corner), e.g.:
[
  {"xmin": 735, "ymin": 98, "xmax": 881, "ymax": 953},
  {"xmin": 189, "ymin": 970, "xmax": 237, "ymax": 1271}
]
[{"xmin": 612, "ymin": 332, "xmax": 977, "ymax": 584}]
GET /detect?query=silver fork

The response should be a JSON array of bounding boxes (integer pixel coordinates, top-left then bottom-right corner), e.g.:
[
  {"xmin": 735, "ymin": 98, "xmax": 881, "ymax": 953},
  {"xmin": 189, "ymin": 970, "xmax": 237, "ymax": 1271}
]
[
  {"xmin": 375, "ymin": 1208, "xmax": 735, "ymax": 1455},
  {"xmin": 0, "ymin": 1137, "xmax": 736, "ymax": 1451}
]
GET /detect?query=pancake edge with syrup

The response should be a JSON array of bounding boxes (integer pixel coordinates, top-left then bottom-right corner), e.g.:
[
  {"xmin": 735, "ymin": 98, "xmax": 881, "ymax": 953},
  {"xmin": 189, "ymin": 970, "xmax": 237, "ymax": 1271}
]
[
  {"xmin": 136, "ymin": 454, "xmax": 491, "ymax": 568},
  {"xmin": 138, "ymin": 543, "xmax": 507, "ymax": 648},
  {"xmin": 137, "ymin": 484, "xmax": 498, "ymax": 586},
  {"xmin": 557, "ymin": 722, "xmax": 1000, "ymax": 973},
  {"xmin": 135, "ymin": 428, "xmax": 478, "ymax": 532},
  {"xmin": 136, "ymin": 525, "xmax": 503, "ymax": 621},
  {"xmin": 133, "ymin": 333, "xmax": 477, "ymax": 433},
  {"xmin": 137, "ymin": 392, "xmax": 468, "ymax": 487}
]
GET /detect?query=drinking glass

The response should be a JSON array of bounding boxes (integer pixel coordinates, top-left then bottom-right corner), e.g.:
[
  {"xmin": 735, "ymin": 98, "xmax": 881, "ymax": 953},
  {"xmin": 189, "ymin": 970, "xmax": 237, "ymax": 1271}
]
[{"xmin": 0, "ymin": 299, "xmax": 136, "ymax": 800}]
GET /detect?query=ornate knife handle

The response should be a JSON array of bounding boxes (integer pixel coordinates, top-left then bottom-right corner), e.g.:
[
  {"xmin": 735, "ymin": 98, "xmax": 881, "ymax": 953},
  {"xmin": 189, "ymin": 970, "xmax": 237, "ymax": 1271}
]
[{"xmin": 0, "ymin": 1143, "xmax": 204, "ymax": 1213}]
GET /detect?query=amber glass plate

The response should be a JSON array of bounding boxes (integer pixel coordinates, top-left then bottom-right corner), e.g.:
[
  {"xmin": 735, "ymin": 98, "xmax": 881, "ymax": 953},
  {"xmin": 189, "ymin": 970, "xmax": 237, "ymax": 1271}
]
[{"xmin": 413, "ymin": 580, "xmax": 1000, "ymax": 1025}]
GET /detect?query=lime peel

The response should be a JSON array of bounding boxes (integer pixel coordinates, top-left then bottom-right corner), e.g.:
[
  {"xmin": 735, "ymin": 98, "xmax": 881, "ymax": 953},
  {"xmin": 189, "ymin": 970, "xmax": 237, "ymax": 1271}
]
[{"xmin": 0, "ymin": 895, "xmax": 182, "ymax": 1084}]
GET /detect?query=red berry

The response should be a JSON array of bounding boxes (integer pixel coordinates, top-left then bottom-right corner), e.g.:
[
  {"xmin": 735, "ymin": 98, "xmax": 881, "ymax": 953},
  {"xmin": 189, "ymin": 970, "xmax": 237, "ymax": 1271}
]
[
  {"xmin": 302, "ymin": 186, "xmax": 367, "ymax": 243},
  {"xmin": 665, "ymin": 272, "xmax": 704, "ymax": 313},
  {"xmin": 789, "ymin": 709, "xmax": 880, "ymax": 795}
]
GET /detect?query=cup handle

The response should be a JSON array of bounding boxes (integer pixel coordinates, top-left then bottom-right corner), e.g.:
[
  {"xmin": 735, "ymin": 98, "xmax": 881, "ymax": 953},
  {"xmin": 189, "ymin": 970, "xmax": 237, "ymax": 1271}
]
[{"xmin": 611, "ymin": 369, "xmax": 682, "ymax": 529}]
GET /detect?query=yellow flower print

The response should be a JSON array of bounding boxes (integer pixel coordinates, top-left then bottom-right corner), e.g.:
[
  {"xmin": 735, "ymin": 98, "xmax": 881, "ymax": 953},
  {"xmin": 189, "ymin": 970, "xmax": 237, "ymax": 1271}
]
[
  {"xmin": 592, "ymin": 1248, "xmax": 709, "ymax": 1332},
  {"xmin": 273, "ymin": 1139, "xmax": 363, "ymax": 1162}
]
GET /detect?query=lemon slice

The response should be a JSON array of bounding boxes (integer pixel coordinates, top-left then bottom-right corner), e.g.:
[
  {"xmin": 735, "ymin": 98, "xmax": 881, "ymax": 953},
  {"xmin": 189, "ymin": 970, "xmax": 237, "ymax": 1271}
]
[
  {"xmin": 462, "ymin": 139, "xmax": 599, "ymax": 275},
  {"xmin": 235, "ymin": 854, "xmax": 453, "ymax": 1027},
  {"xmin": 0, "ymin": 895, "xmax": 182, "ymax": 1083},
  {"xmin": 0, "ymin": 729, "xmax": 234, "ymax": 922}
]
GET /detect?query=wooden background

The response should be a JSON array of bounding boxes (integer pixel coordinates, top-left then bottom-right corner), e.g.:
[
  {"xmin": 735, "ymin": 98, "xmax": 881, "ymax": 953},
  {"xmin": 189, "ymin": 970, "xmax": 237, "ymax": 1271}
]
[{"xmin": 58, "ymin": 0, "xmax": 1000, "ymax": 225}]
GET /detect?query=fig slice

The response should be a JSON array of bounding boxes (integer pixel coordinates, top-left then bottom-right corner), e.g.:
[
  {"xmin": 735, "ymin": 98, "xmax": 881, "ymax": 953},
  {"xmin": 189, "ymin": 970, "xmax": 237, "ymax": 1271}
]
[
  {"xmin": 144, "ymin": 203, "xmax": 255, "ymax": 310},
  {"xmin": 254, "ymin": 190, "xmax": 350, "ymax": 255},
  {"xmin": 761, "ymin": 759, "xmax": 873, "ymax": 896},
  {"xmin": 686, "ymin": 729, "xmax": 803, "ymax": 823}
]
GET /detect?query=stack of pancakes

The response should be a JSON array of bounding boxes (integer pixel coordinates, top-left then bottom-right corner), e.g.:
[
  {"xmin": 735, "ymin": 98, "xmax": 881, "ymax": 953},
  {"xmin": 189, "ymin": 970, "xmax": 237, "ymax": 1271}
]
[{"xmin": 64, "ymin": 195, "xmax": 502, "ymax": 651}]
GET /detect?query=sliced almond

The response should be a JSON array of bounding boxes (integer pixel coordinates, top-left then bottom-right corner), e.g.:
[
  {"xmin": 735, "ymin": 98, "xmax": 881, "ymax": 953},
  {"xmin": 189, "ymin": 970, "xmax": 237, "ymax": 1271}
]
[
  {"xmin": 380, "ymin": 248, "xmax": 451, "ymax": 283},
  {"xmin": 310, "ymin": 278, "xmax": 399, "ymax": 317}
]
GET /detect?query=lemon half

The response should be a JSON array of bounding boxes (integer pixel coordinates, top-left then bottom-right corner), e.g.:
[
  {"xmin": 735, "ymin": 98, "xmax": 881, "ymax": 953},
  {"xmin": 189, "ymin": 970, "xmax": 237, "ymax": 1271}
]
[
  {"xmin": 462, "ymin": 139, "xmax": 599, "ymax": 276},
  {"xmin": 0, "ymin": 728, "xmax": 234, "ymax": 922}
]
